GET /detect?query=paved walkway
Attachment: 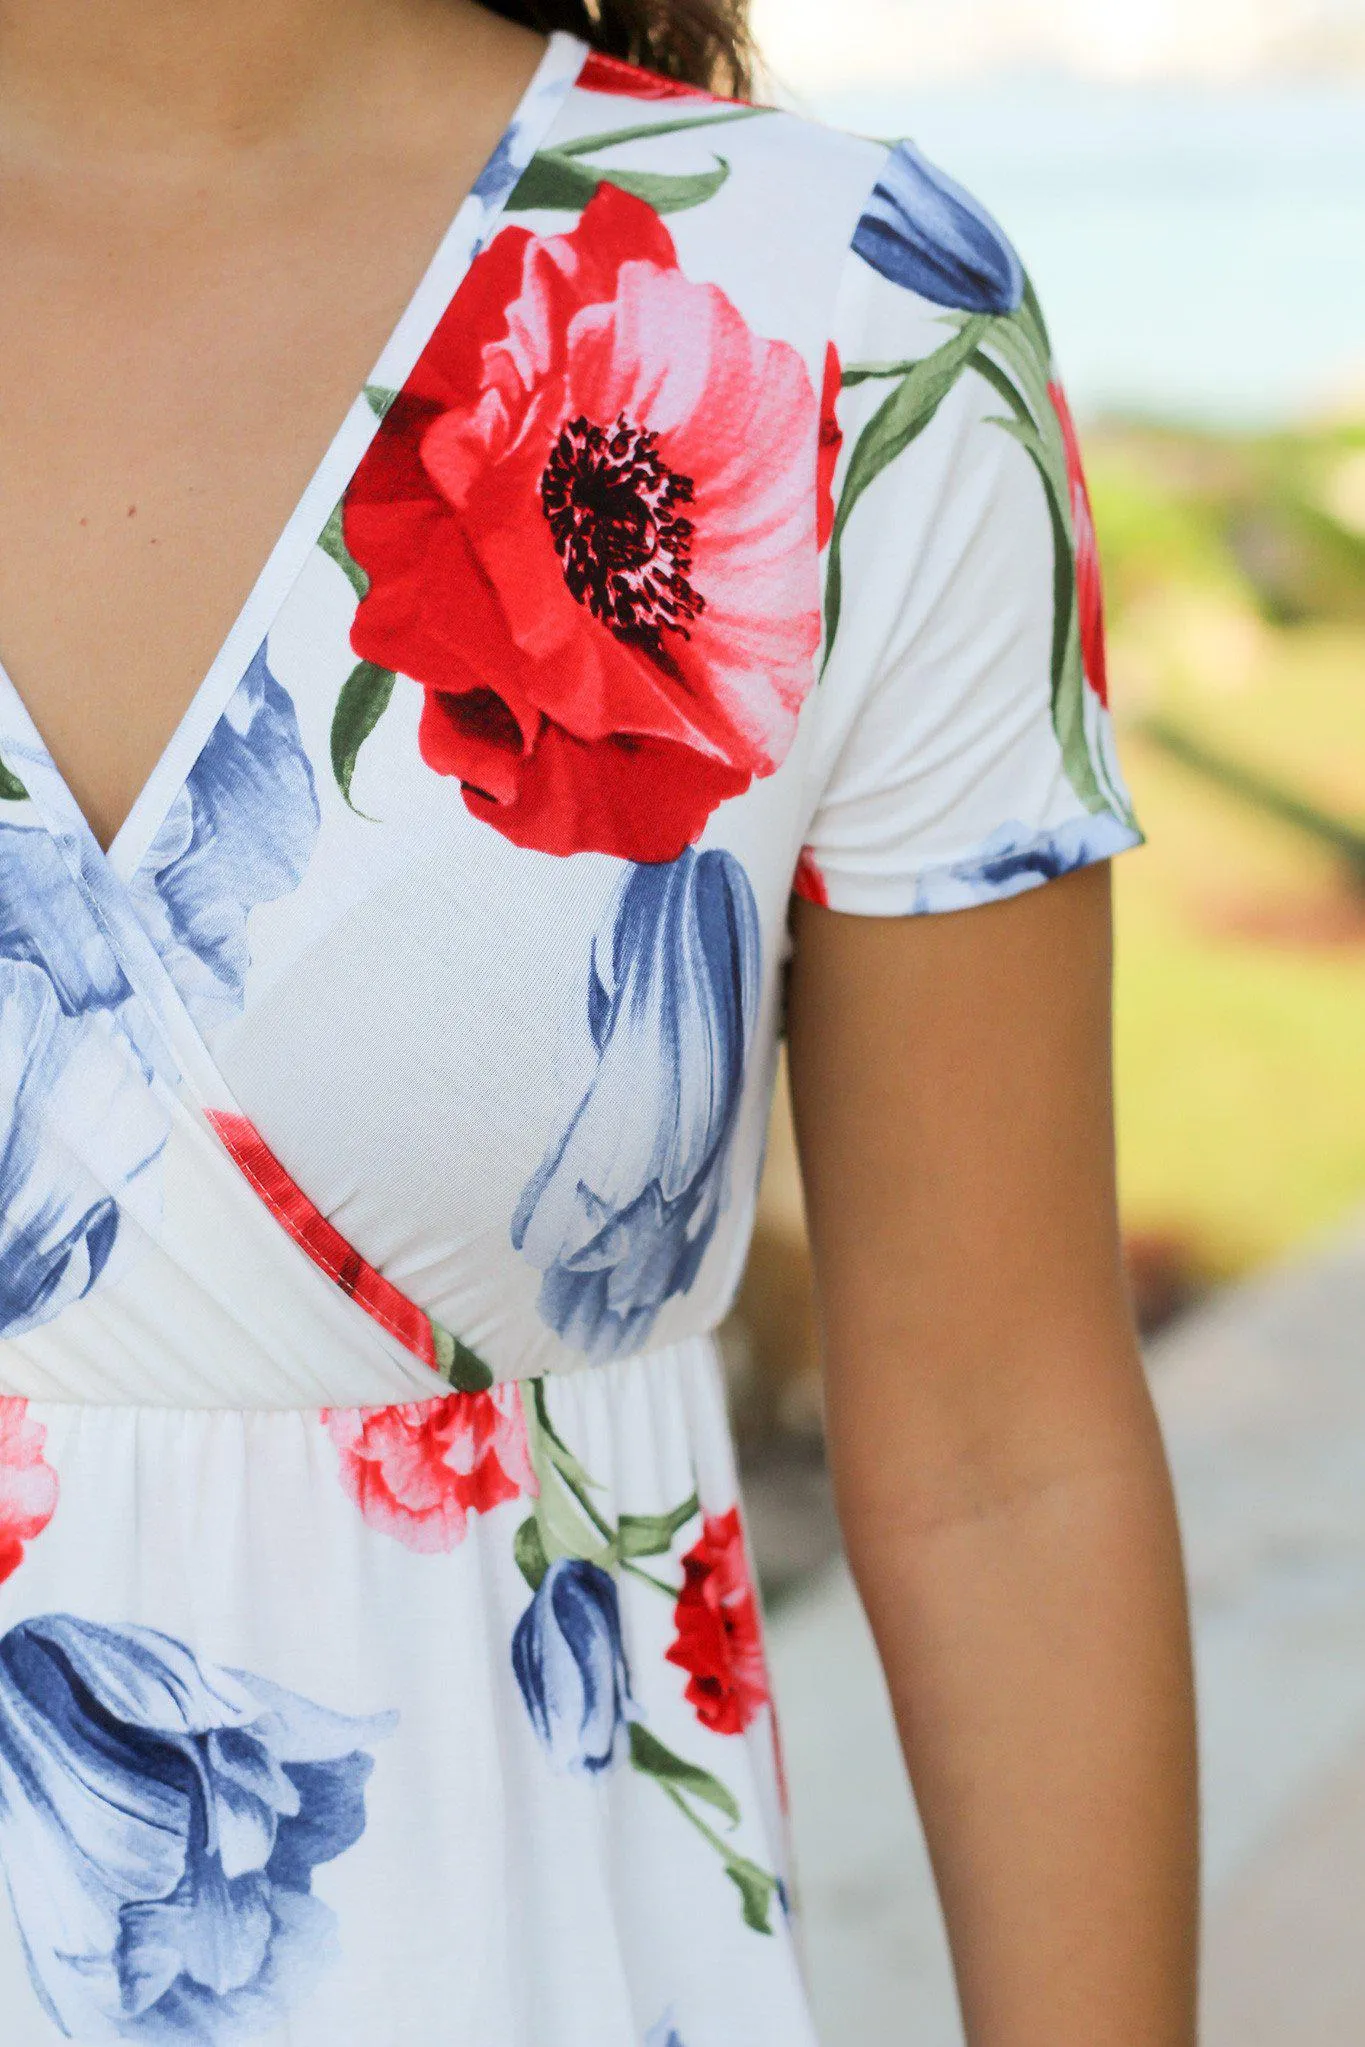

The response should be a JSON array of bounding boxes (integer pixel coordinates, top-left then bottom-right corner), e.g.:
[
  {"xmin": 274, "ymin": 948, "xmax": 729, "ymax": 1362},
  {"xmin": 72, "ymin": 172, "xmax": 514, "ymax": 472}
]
[{"xmin": 767, "ymin": 1212, "xmax": 1365, "ymax": 2044}]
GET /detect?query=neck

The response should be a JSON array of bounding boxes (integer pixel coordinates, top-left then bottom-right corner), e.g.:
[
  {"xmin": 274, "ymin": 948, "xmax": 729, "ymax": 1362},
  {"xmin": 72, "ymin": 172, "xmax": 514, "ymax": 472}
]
[{"xmin": 0, "ymin": 0, "xmax": 488, "ymax": 161}]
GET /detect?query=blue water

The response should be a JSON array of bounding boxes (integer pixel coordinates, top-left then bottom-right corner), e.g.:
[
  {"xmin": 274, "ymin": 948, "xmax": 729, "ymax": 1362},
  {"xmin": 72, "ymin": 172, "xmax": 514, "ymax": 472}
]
[{"xmin": 805, "ymin": 78, "xmax": 1365, "ymax": 426}]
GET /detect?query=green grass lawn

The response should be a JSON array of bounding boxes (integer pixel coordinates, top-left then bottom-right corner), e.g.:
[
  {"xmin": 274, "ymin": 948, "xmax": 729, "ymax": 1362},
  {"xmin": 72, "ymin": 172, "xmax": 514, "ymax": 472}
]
[
  {"xmin": 1115, "ymin": 858, "xmax": 1365, "ymax": 1276},
  {"xmin": 1093, "ymin": 419, "xmax": 1365, "ymax": 1277}
]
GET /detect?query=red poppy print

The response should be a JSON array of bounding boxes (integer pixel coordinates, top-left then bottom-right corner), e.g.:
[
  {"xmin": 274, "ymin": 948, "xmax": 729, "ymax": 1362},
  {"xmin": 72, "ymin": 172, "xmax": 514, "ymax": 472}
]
[
  {"xmin": 323, "ymin": 1391, "xmax": 535, "ymax": 1553},
  {"xmin": 665, "ymin": 1505, "xmax": 769, "ymax": 1735},
  {"xmin": 1048, "ymin": 380, "xmax": 1109, "ymax": 708},
  {"xmin": 816, "ymin": 340, "xmax": 842, "ymax": 551},
  {"xmin": 0, "ymin": 1398, "xmax": 59, "ymax": 1584},
  {"xmin": 578, "ymin": 50, "xmax": 717, "ymax": 101},
  {"xmin": 206, "ymin": 1110, "xmax": 438, "ymax": 1370},
  {"xmin": 344, "ymin": 181, "xmax": 822, "ymax": 864}
]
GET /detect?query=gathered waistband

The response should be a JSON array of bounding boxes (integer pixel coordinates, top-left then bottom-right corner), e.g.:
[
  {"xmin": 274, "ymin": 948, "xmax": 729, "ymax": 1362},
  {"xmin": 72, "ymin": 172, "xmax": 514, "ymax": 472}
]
[{"xmin": 0, "ymin": 1324, "xmax": 726, "ymax": 1412}]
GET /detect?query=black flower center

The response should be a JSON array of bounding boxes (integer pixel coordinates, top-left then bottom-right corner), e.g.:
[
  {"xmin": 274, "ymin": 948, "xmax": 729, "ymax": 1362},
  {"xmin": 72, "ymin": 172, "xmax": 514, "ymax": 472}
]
[{"xmin": 539, "ymin": 412, "xmax": 704, "ymax": 667}]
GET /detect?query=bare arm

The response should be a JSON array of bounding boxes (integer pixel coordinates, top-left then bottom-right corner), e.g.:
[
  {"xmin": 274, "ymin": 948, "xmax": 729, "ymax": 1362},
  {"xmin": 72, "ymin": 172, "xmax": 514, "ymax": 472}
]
[{"xmin": 785, "ymin": 862, "xmax": 1198, "ymax": 2047}]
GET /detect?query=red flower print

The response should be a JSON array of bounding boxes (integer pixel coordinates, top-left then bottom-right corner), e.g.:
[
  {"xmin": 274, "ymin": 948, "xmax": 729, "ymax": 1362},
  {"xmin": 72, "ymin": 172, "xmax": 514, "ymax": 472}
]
[
  {"xmin": 344, "ymin": 181, "xmax": 822, "ymax": 863},
  {"xmin": 1048, "ymin": 381, "xmax": 1109, "ymax": 708},
  {"xmin": 578, "ymin": 50, "xmax": 717, "ymax": 100},
  {"xmin": 0, "ymin": 1398, "xmax": 59, "ymax": 1584},
  {"xmin": 206, "ymin": 1110, "xmax": 438, "ymax": 1370},
  {"xmin": 791, "ymin": 845, "xmax": 828, "ymax": 907},
  {"xmin": 665, "ymin": 1506, "xmax": 769, "ymax": 1735},
  {"xmin": 816, "ymin": 341, "xmax": 842, "ymax": 551},
  {"xmin": 323, "ymin": 1392, "xmax": 535, "ymax": 1553}
]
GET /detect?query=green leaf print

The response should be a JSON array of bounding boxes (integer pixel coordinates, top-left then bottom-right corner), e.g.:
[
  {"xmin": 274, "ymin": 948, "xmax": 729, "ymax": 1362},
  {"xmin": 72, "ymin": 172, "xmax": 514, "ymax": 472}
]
[
  {"xmin": 724, "ymin": 1855, "xmax": 782, "ymax": 1937},
  {"xmin": 617, "ymin": 1494, "xmax": 700, "ymax": 1559},
  {"xmin": 1020, "ymin": 270, "xmax": 1054, "ymax": 363},
  {"xmin": 556, "ymin": 107, "xmax": 768, "ymax": 160},
  {"xmin": 364, "ymin": 383, "xmax": 398, "ymax": 420},
  {"xmin": 520, "ymin": 1380, "xmax": 617, "ymax": 1569},
  {"xmin": 627, "ymin": 1722, "xmax": 741, "ymax": 1826},
  {"xmin": 821, "ymin": 313, "xmax": 991, "ymax": 672},
  {"xmin": 513, "ymin": 1513, "xmax": 551, "ymax": 1592},
  {"xmin": 430, "ymin": 1320, "xmax": 495, "ymax": 1394},
  {"xmin": 970, "ymin": 316, "xmax": 1121, "ymax": 818},
  {"xmin": 530, "ymin": 1379, "xmax": 605, "ymax": 1505},
  {"xmin": 329, "ymin": 660, "xmax": 396, "ymax": 814},
  {"xmin": 508, "ymin": 149, "xmax": 731, "ymax": 218},
  {"xmin": 0, "ymin": 756, "xmax": 27, "ymax": 802},
  {"xmin": 318, "ymin": 500, "xmax": 369, "ymax": 602},
  {"xmin": 507, "ymin": 104, "xmax": 768, "ymax": 219}
]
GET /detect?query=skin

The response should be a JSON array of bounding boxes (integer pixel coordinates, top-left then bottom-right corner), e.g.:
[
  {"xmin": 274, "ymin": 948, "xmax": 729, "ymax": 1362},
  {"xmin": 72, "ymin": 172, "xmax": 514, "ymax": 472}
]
[
  {"xmin": 0, "ymin": 2, "xmax": 1199, "ymax": 2035},
  {"xmin": 786, "ymin": 869, "xmax": 1199, "ymax": 2044}
]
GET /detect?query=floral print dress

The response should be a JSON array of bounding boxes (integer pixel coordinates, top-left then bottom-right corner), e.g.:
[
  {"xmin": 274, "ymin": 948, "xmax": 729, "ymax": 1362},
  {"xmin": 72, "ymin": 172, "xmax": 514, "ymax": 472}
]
[{"xmin": 0, "ymin": 33, "xmax": 1140, "ymax": 2047}]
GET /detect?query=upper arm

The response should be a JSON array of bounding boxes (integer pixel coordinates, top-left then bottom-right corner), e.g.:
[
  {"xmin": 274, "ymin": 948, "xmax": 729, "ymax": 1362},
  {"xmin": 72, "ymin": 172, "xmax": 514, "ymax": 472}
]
[
  {"xmin": 785, "ymin": 876, "xmax": 1137, "ymax": 1506},
  {"xmin": 785, "ymin": 873, "xmax": 1141, "ymax": 1551}
]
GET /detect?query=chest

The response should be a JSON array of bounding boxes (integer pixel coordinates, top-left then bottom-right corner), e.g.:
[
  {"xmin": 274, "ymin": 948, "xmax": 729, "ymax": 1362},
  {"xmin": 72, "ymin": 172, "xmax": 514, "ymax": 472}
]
[{"xmin": 0, "ymin": 143, "xmax": 491, "ymax": 853}]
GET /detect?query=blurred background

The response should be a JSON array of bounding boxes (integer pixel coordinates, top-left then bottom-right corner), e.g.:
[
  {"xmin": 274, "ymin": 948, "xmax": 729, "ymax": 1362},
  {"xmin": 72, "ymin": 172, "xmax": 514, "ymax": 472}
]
[{"xmin": 726, "ymin": 3, "xmax": 1365, "ymax": 2040}]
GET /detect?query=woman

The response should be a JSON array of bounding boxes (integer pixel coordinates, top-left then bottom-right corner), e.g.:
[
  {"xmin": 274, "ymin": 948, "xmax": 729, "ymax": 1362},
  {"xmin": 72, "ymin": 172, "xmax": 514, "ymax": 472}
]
[{"xmin": 0, "ymin": 2, "xmax": 1197, "ymax": 2042}]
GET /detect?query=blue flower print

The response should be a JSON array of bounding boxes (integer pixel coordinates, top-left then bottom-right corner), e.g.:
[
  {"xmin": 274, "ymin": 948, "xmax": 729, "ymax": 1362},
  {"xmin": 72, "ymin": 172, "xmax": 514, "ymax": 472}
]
[
  {"xmin": 471, "ymin": 126, "xmax": 520, "ymax": 207},
  {"xmin": 0, "ymin": 813, "xmax": 168, "ymax": 1340},
  {"xmin": 912, "ymin": 815, "xmax": 1140, "ymax": 914},
  {"xmin": 0, "ymin": 1613, "xmax": 393, "ymax": 2044},
  {"xmin": 646, "ymin": 2017, "xmax": 686, "ymax": 2047},
  {"xmin": 130, "ymin": 643, "xmax": 320, "ymax": 1034},
  {"xmin": 0, "ymin": 820, "xmax": 133, "ymax": 1019},
  {"xmin": 512, "ymin": 847, "xmax": 761, "ymax": 1363},
  {"xmin": 0, "ymin": 961, "xmax": 167, "ymax": 1338},
  {"xmin": 853, "ymin": 141, "xmax": 1024, "ymax": 314},
  {"xmin": 512, "ymin": 1557, "xmax": 634, "ymax": 1775}
]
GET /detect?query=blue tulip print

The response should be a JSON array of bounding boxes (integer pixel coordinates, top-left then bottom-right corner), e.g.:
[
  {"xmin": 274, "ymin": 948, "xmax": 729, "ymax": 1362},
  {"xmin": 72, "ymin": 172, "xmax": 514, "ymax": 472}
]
[
  {"xmin": 512, "ymin": 1556, "xmax": 635, "ymax": 1774},
  {"xmin": 129, "ymin": 642, "xmax": 321, "ymax": 1034},
  {"xmin": 0, "ymin": 818, "xmax": 135, "ymax": 1021},
  {"xmin": 0, "ymin": 962, "xmax": 166, "ymax": 1339},
  {"xmin": 0, "ymin": 823, "xmax": 168, "ymax": 1340},
  {"xmin": 852, "ymin": 139, "xmax": 1024, "ymax": 314},
  {"xmin": 912, "ymin": 815, "xmax": 1139, "ymax": 914},
  {"xmin": 0, "ymin": 1613, "xmax": 393, "ymax": 2043},
  {"xmin": 512, "ymin": 846, "xmax": 761, "ymax": 1363}
]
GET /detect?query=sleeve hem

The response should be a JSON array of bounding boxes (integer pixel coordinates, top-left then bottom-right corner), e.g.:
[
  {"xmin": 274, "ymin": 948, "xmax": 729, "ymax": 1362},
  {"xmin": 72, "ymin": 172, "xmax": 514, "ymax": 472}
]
[{"xmin": 794, "ymin": 812, "xmax": 1145, "ymax": 917}]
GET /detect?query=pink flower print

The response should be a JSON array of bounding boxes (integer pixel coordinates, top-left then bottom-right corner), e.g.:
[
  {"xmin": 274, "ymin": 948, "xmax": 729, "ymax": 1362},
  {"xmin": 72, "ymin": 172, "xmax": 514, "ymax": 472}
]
[
  {"xmin": 0, "ymin": 1399, "xmax": 59, "ymax": 1583},
  {"xmin": 323, "ymin": 1391, "xmax": 536, "ymax": 1553}
]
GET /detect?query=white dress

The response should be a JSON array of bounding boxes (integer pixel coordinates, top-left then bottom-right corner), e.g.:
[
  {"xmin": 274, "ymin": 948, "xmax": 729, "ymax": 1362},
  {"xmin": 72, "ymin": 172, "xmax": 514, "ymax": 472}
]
[{"xmin": 0, "ymin": 32, "xmax": 1139, "ymax": 2046}]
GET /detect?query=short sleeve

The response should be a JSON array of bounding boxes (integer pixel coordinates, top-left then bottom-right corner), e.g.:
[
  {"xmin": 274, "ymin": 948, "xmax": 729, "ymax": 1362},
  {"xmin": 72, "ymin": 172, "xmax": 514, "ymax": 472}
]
[{"xmin": 793, "ymin": 139, "xmax": 1143, "ymax": 916}]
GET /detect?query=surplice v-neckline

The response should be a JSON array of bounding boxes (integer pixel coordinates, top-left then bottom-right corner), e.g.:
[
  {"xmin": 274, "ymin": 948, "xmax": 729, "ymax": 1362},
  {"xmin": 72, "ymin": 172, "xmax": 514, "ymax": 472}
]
[{"xmin": 0, "ymin": 28, "xmax": 589, "ymax": 891}]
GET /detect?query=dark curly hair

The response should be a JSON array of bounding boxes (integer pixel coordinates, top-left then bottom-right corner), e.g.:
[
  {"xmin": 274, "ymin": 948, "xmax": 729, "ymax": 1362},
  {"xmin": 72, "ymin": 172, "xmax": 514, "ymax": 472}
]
[{"xmin": 476, "ymin": 0, "xmax": 756, "ymax": 98}]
